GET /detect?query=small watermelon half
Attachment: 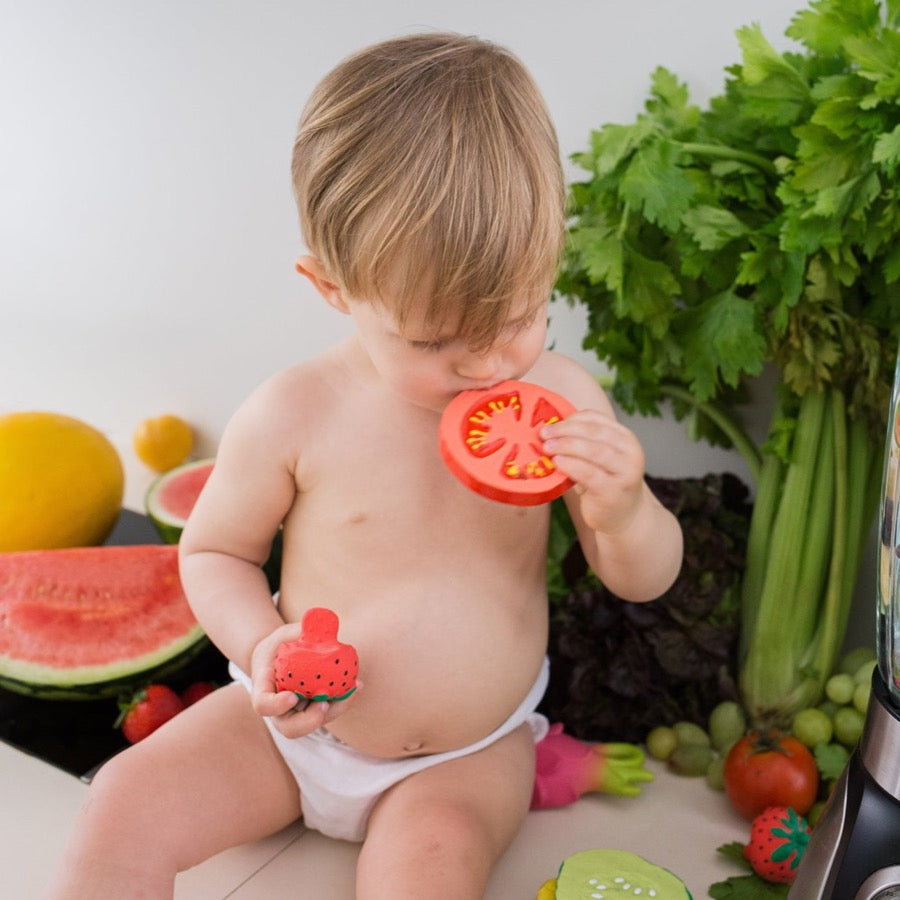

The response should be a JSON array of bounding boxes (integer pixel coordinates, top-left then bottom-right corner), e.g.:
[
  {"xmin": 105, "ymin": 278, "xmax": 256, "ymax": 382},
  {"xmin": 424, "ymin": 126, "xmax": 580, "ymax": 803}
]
[
  {"xmin": 0, "ymin": 544, "xmax": 207, "ymax": 700},
  {"xmin": 145, "ymin": 457, "xmax": 215, "ymax": 544}
]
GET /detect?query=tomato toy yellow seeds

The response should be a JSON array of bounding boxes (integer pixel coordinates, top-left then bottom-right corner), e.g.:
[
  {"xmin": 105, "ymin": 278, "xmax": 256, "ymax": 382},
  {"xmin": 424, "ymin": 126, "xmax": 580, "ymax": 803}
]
[{"xmin": 439, "ymin": 380, "xmax": 575, "ymax": 506}]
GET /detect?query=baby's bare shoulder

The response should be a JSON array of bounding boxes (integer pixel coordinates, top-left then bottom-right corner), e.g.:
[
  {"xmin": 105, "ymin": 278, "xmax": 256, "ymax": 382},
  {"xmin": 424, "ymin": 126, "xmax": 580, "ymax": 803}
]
[
  {"xmin": 527, "ymin": 351, "xmax": 613, "ymax": 414},
  {"xmin": 237, "ymin": 349, "xmax": 348, "ymax": 427}
]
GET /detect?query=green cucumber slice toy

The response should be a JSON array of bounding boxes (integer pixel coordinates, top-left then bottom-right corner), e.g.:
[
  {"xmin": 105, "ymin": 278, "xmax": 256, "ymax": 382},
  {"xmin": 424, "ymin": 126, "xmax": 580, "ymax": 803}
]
[{"xmin": 538, "ymin": 849, "xmax": 692, "ymax": 899}]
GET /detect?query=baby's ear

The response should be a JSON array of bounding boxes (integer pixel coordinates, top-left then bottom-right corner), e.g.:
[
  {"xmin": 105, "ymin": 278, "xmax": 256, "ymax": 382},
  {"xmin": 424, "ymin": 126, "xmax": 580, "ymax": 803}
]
[{"xmin": 295, "ymin": 256, "xmax": 349, "ymax": 313}]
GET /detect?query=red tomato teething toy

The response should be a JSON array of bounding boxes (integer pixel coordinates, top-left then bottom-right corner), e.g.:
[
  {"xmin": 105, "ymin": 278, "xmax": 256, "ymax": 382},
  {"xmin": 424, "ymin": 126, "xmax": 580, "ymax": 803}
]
[
  {"xmin": 439, "ymin": 380, "xmax": 575, "ymax": 506},
  {"xmin": 274, "ymin": 607, "xmax": 359, "ymax": 702}
]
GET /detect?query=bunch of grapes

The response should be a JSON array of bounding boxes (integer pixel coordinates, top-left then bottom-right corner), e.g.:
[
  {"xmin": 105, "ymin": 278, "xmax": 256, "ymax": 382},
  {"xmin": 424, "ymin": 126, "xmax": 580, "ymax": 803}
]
[
  {"xmin": 645, "ymin": 700, "xmax": 746, "ymax": 787},
  {"xmin": 790, "ymin": 647, "xmax": 876, "ymax": 759},
  {"xmin": 644, "ymin": 647, "xmax": 877, "ymax": 801}
]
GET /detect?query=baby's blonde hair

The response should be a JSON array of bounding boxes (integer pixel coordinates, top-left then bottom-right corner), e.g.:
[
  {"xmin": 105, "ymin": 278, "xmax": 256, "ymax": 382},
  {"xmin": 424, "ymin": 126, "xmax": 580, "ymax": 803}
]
[{"xmin": 291, "ymin": 32, "xmax": 565, "ymax": 350}]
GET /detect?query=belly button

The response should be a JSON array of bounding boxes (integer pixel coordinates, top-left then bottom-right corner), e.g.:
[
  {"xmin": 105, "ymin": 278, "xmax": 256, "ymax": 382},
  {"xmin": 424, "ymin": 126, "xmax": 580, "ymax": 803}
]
[{"xmin": 403, "ymin": 740, "xmax": 425, "ymax": 753}]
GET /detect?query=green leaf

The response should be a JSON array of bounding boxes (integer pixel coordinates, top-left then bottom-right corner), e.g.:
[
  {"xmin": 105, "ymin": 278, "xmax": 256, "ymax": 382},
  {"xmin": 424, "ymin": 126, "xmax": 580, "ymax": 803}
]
[
  {"xmin": 569, "ymin": 226, "xmax": 624, "ymax": 290},
  {"xmin": 717, "ymin": 841, "xmax": 752, "ymax": 869},
  {"xmin": 815, "ymin": 741, "xmax": 850, "ymax": 780},
  {"xmin": 735, "ymin": 24, "xmax": 810, "ymax": 125},
  {"xmin": 589, "ymin": 118, "xmax": 655, "ymax": 177},
  {"xmin": 645, "ymin": 66, "xmax": 700, "ymax": 131},
  {"xmin": 844, "ymin": 33, "xmax": 900, "ymax": 81},
  {"xmin": 682, "ymin": 205, "xmax": 750, "ymax": 251},
  {"xmin": 874, "ymin": 124, "xmax": 900, "ymax": 169},
  {"xmin": 787, "ymin": 0, "xmax": 882, "ymax": 56},
  {"xmin": 619, "ymin": 246, "xmax": 680, "ymax": 335},
  {"xmin": 709, "ymin": 874, "xmax": 790, "ymax": 899},
  {"xmin": 619, "ymin": 139, "xmax": 694, "ymax": 231},
  {"xmin": 885, "ymin": 241, "xmax": 900, "ymax": 283},
  {"xmin": 810, "ymin": 170, "xmax": 881, "ymax": 220},
  {"xmin": 675, "ymin": 291, "xmax": 766, "ymax": 401}
]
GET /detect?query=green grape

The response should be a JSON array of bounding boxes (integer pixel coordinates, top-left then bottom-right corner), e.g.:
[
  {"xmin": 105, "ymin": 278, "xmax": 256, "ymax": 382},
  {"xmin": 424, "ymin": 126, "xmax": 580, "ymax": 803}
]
[
  {"xmin": 807, "ymin": 800, "xmax": 827, "ymax": 828},
  {"xmin": 708, "ymin": 701, "xmax": 746, "ymax": 754},
  {"xmin": 705, "ymin": 754, "xmax": 726, "ymax": 790},
  {"xmin": 833, "ymin": 706, "xmax": 865, "ymax": 747},
  {"xmin": 853, "ymin": 679, "xmax": 871, "ymax": 714},
  {"xmin": 668, "ymin": 743, "xmax": 714, "ymax": 777},
  {"xmin": 854, "ymin": 659, "xmax": 877, "ymax": 685},
  {"xmin": 825, "ymin": 673, "xmax": 855, "ymax": 706},
  {"xmin": 672, "ymin": 720, "xmax": 710, "ymax": 748},
  {"xmin": 839, "ymin": 646, "xmax": 876, "ymax": 676},
  {"xmin": 646, "ymin": 725, "xmax": 677, "ymax": 761},
  {"xmin": 792, "ymin": 707, "xmax": 833, "ymax": 748}
]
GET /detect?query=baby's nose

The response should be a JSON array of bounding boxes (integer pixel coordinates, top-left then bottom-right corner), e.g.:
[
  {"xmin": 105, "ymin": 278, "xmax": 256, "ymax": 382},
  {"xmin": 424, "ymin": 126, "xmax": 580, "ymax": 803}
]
[{"xmin": 455, "ymin": 349, "xmax": 502, "ymax": 381}]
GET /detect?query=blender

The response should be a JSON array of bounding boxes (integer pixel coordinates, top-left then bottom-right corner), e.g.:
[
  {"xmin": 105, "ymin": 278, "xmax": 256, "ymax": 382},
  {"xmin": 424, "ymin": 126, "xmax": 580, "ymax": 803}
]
[{"xmin": 789, "ymin": 350, "xmax": 900, "ymax": 898}]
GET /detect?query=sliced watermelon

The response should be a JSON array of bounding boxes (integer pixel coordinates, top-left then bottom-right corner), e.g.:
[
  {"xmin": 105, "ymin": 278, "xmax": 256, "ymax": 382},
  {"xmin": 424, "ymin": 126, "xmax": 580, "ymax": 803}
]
[
  {"xmin": 0, "ymin": 545, "xmax": 207, "ymax": 699},
  {"xmin": 145, "ymin": 457, "xmax": 215, "ymax": 544}
]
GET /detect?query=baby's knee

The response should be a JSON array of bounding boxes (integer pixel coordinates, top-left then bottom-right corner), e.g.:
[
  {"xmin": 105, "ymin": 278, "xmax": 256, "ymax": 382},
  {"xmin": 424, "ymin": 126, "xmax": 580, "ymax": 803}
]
[
  {"xmin": 402, "ymin": 801, "xmax": 496, "ymax": 868},
  {"xmin": 87, "ymin": 749, "xmax": 176, "ymax": 850}
]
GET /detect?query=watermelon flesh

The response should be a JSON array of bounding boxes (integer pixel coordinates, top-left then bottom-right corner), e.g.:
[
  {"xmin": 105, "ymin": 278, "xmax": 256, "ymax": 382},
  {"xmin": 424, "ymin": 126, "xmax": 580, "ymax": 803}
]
[
  {"xmin": 0, "ymin": 544, "xmax": 206, "ymax": 699},
  {"xmin": 145, "ymin": 458, "xmax": 214, "ymax": 544}
]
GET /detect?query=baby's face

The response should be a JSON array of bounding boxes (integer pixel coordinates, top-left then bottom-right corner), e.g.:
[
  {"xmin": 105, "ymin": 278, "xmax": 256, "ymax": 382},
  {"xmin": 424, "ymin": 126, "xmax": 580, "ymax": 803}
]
[{"xmin": 347, "ymin": 296, "xmax": 549, "ymax": 412}]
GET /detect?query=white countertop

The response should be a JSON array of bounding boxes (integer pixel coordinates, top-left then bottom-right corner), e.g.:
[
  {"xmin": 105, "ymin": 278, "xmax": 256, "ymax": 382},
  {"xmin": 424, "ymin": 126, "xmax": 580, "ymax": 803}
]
[{"xmin": 1, "ymin": 739, "xmax": 747, "ymax": 898}]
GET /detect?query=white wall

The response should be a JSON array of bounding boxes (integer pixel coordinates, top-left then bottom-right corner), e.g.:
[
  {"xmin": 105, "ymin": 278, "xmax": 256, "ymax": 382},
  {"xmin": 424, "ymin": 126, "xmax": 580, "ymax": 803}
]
[{"xmin": 1, "ymin": 0, "xmax": 798, "ymax": 488}]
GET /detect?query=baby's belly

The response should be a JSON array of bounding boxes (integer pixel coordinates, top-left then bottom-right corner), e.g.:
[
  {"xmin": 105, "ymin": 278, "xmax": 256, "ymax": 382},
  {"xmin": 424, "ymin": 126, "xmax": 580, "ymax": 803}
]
[{"xmin": 279, "ymin": 580, "xmax": 549, "ymax": 758}]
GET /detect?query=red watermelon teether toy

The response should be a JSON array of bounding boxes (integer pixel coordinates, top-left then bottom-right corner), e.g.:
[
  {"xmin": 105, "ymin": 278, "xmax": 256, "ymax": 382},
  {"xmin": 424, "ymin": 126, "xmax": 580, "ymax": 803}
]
[
  {"xmin": 274, "ymin": 607, "xmax": 359, "ymax": 702},
  {"xmin": 439, "ymin": 380, "xmax": 576, "ymax": 506}
]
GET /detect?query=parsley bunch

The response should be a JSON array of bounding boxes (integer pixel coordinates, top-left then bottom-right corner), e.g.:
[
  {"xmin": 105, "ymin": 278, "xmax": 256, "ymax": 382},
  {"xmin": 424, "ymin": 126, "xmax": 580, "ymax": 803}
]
[{"xmin": 557, "ymin": 0, "xmax": 900, "ymax": 727}]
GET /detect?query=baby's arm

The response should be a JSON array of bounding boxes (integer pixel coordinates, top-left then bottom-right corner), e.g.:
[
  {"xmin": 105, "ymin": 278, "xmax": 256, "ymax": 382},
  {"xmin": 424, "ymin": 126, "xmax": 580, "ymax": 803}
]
[
  {"xmin": 178, "ymin": 372, "xmax": 356, "ymax": 736},
  {"xmin": 540, "ymin": 364, "xmax": 683, "ymax": 602}
]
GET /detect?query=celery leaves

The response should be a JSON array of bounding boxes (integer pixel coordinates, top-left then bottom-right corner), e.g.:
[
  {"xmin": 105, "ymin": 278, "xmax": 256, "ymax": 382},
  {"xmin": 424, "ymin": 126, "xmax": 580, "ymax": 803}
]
[{"xmin": 557, "ymin": 0, "xmax": 900, "ymax": 726}]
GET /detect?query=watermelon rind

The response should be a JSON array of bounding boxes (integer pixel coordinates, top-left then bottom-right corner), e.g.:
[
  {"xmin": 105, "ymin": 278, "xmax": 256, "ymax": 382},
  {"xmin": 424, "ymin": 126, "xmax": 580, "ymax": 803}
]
[
  {"xmin": 0, "ymin": 631, "xmax": 209, "ymax": 701},
  {"xmin": 145, "ymin": 457, "xmax": 215, "ymax": 544}
]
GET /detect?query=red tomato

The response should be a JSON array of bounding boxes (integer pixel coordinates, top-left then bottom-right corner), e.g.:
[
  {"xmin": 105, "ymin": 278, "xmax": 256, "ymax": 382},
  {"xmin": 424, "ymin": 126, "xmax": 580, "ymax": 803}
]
[
  {"xmin": 439, "ymin": 380, "xmax": 575, "ymax": 506},
  {"xmin": 723, "ymin": 729, "xmax": 820, "ymax": 820}
]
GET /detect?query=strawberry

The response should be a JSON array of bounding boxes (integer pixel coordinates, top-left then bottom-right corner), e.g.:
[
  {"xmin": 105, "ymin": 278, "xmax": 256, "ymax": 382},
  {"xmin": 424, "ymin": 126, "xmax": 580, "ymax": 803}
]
[
  {"xmin": 743, "ymin": 805, "xmax": 811, "ymax": 884},
  {"xmin": 181, "ymin": 680, "xmax": 217, "ymax": 706},
  {"xmin": 116, "ymin": 684, "xmax": 184, "ymax": 743},
  {"xmin": 274, "ymin": 607, "xmax": 359, "ymax": 702}
]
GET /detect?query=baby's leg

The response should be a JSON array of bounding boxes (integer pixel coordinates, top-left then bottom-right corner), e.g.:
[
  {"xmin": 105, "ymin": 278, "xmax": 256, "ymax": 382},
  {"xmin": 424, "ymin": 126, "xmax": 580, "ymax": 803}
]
[
  {"xmin": 357, "ymin": 722, "xmax": 536, "ymax": 900},
  {"xmin": 42, "ymin": 682, "xmax": 301, "ymax": 900}
]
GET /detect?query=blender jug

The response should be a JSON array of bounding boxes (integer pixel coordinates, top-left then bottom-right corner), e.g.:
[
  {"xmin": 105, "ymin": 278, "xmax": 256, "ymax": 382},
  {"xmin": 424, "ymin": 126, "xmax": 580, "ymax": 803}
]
[
  {"xmin": 789, "ymin": 349, "xmax": 900, "ymax": 897},
  {"xmin": 878, "ymin": 356, "xmax": 900, "ymax": 706}
]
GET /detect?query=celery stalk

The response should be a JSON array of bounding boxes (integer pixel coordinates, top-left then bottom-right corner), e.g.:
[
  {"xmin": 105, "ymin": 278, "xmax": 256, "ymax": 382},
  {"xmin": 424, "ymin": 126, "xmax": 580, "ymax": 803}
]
[
  {"xmin": 739, "ymin": 452, "xmax": 784, "ymax": 645},
  {"xmin": 739, "ymin": 389, "xmax": 829, "ymax": 725},
  {"xmin": 740, "ymin": 387, "xmax": 882, "ymax": 726}
]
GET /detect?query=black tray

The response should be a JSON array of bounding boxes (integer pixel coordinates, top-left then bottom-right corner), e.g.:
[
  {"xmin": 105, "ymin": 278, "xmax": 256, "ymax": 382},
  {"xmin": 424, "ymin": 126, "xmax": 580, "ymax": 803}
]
[{"xmin": 0, "ymin": 510, "xmax": 229, "ymax": 780}]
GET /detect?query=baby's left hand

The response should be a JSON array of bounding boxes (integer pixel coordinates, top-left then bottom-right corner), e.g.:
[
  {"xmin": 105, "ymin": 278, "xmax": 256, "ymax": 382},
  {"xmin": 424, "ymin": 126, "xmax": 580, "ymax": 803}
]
[{"xmin": 541, "ymin": 410, "xmax": 646, "ymax": 535}]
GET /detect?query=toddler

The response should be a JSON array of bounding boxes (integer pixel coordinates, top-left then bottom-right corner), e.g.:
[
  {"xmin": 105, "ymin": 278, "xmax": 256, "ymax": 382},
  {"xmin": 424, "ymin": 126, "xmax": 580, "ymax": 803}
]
[{"xmin": 45, "ymin": 32, "xmax": 683, "ymax": 900}]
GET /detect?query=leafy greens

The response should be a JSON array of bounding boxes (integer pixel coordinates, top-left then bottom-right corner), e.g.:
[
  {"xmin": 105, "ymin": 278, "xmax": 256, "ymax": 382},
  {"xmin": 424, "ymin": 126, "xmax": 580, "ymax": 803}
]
[{"xmin": 556, "ymin": 0, "xmax": 900, "ymax": 726}]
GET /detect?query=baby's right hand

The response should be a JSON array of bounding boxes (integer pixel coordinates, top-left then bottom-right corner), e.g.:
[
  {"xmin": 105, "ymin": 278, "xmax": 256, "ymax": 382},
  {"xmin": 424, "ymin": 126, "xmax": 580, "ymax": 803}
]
[{"xmin": 249, "ymin": 622, "xmax": 360, "ymax": 739}]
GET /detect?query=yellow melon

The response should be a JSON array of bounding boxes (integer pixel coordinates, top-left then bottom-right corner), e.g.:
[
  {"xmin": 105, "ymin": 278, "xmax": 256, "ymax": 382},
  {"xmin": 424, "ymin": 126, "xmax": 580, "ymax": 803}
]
[{"xmin": 0, "ymin": 411, "xmax": 124, "ymax": 551}]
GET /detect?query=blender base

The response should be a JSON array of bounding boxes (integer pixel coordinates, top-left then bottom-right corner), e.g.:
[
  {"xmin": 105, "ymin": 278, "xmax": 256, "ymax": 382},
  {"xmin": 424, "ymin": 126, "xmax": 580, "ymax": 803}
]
[{"xmin": 789, "ymin": 671, "xmax": 900, "ymax": 898}]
